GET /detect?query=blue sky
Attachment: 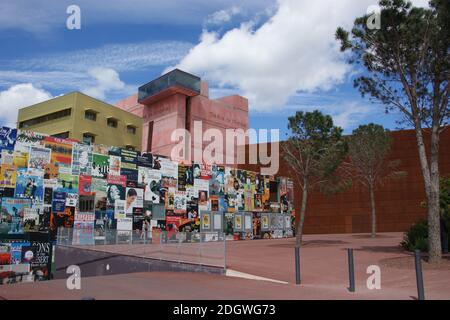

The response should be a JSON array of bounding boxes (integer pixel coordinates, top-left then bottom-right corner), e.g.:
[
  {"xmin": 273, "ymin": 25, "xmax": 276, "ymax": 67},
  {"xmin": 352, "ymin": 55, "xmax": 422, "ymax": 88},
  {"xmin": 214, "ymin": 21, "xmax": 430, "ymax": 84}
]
[{"xmin": 0, "ymin": 0, "xmax": 428, "ymax": 140}]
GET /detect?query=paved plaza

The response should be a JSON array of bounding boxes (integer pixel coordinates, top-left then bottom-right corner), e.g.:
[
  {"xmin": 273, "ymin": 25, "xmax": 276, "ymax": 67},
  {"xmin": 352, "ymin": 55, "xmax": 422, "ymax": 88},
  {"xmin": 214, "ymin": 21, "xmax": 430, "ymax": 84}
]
[{"xmin": 1, "ymin": 232, "xmax": 449, "ymax": 300}]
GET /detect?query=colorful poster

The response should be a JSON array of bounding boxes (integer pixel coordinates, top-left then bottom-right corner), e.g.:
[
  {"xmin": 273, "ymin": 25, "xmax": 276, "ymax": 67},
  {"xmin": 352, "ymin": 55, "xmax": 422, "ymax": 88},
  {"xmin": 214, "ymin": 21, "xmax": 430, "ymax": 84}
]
[
  {"xmin": 15, "ymin": 130, "xmax": 46, "ymax": 153},
  {"xmin": 120, "ymin": 168, "xmax": 138, "ymax": 182},
  {"xmin": 0, "ymin": 164, "xmax": 17, "ymax": 188},
  {"xmin": 57, "ymin": 173, "xmax": 78, "ymax": 193},
  {"xmin": 209, "ymin": 165, "xmax": 224, "ymax": 196},
  {"xmin": 106, "ymin": 175, "xmax": 126, "ymax": 206},
  {"xmin": 43, "ymin": 136, "xmax": 74, "ymax": 165},
  {"xmin": 51, "ymin": 191, "xmax": 66, "ymax": 213},
  {"xmin": 109, "ymin": 155, "xmax": 121, "ymax": 176},
  {"xmin": 174, "ymin": 191, "xmax": 187, "ymax": 214},
  {"xmin": 114, "ymin": 200, "xmax": 126, "ymax": 219},
  {"xmin": 0, "ymin": 198, "xmax": 31, "ymax": 234},
  {"xmin": 78, "ymin": 175, "xmax": 92, "ymax": 195},
  {"xmin": 23, "ymin": 207, "xmax": 40, "ymax": 232},
  {"xmin": 137, "ymin": 152, "xmax": 153, "ymax": 168},
  {"xmin": 92, "ymin": 153, "xmax": 109, "ymax": 178},
  {"xmin": 120, "ymin": 149, "xmax": 138, "ymax": 170},
  {"xmin": 13, "ymin": 151, "xmax": 29, "ymax": 168},
  {"xmin": 160, "ymin": 159, "xmax": 178, "ymax": 188},
  {"xmin": 1, "ymin": 150, "xmax": 14, "ymax": 165},
  {"xmin": 125, "ymin": 187, "xmax": 143, "ymax": 214},
  {"xmin": 71, "ymin": 144, "xmax": 92, "ymax": 175},
  {"xmin": 143, "ymin": 169, "xmax": 162, "ymax": 203},
  {"xmin": 201, "ymin": 213, "xmax": 210, "ymax": 229},
  {"xmin": 28, "ymin": 146, "xmax": 51, "ymax": 172},
  {"xmin": 15, "ymin": 168, "xmax": 44, "ymax": 202},
  {"xmin": 0, "ymin": 127, "xmax": 17, "ymax": 151},
  {"xmin": 177, "ymin": 164, "xmax": 188, "ymax": 191},
  {"xmin": 65, "ymin": 193, "xmax": 78, "ymax": 207},
  {"xmin": 43, "ymin": 163, "xmax": 59, "ymax": 179}
]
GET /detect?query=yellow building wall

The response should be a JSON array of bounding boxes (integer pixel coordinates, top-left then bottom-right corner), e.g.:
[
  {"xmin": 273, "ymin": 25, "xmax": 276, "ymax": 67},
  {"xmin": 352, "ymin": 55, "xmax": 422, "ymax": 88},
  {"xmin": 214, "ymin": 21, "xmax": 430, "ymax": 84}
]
[
  {"xmin": 17, "ymin": 93, "xmax": 75, "ymax": 136},
  {"xmin": 71, "ymin": 93, "xmax": 143, "ymax": 150},
  {"xmin": 17, "ymin": 92, "xmax": 143, "ymax": 150}
]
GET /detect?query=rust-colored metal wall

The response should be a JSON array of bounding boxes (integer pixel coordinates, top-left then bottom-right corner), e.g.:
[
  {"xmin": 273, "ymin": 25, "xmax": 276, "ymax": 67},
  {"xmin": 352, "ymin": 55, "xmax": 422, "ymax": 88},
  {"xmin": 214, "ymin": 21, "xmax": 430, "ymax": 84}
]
[{"xmin": 241, "ymin": 128, "xmax": 450, "ymax": 234}]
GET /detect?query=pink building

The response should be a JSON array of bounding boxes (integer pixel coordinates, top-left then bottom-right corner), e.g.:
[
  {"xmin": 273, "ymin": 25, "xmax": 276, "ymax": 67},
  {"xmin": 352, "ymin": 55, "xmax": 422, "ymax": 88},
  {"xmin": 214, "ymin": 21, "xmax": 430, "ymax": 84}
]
[{"xmin": 116, "ymin": 69, "xmax": 248, "ymax": 164}]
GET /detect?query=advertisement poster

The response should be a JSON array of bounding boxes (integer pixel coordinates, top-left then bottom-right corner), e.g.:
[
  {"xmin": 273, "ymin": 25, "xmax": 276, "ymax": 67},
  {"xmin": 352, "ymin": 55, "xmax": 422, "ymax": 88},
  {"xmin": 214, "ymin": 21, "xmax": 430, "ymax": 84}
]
[
  {"xmin": 0, "ymin": 198, "xmax": 31, "ymax": 234},
  {"xmin": 43, "ymin": 136, "xmax": 74, "ymax": 165},
  {"xmin": 51, "ymin": 206, "xmax": 75, "ymax": 230},
  {"xmin": 201, "ymin": 213, "xmax": 210, "ymax": 229},
  {"xmin": 15, "ymin": 168, "xmax": 44, "ymax": 202},
  {"xmin": 78, "ymin": 175, "xmax": 92, "ymax": 195},
  {"xmin": 120, "ymin": 168, "xmax": 138, "ymax": 182},
  {"xmin": 23, "ymin": 207, "xmax": 40, "ymax": 232},
  {"xmin": 1, "ymin": 150, "xmax": 14, "ymax": 164},
  {"xmin": 234, "ymin": 214, "xmax": 242, "ymax": 230},
  {"xmin": 125, "ymin": 187, "xmax": 143, "ymax": 214},
  {"xmin": 106, "ymin": 175, "xmax": 126, "ymax": 206},
  {"xmin": 15, "ymin": 130, "xmax": 46, "ymax": 153},
  {"xmin": 13, "ymin": 151, "xmax": 29, "ymax": 168},
  {"xmin": 0, "ymin": 127, "xmax": 17, "ymax": 151},
  {"xmin": 120, "ymin": 149, "xmax": 138, "ymax": 170},
  {"xmin": 0, "ymin": 164, "xmax": 17, "ymax": 188},
  {"xmin": 160, "ymin": 159, "xmax": 178, "ymax": 188},
  {"xmin": 65, "ymin": 193, "xmax": 79, "ymax": 207},
  {"xmin": 74, "ymin": 212, "xmax": 95, "ymax": 229},
  {"xmin": 92, "ymin": 153, "xmax": 109, "ymax": 178},
  {"xmin": 71, "ymin": 144, "xmax": 93, "ymax": 175},
  {"xmin": 137, "ymin": 152, "xmax": 153, "ymax": 168},
  {"xmin": 177, "ymin": 164, "xmax": 188, "ymax": 191},
  {"xmin": 262, "ymin": 215, "xmax": 270, "ymax": 229},
  {"xmin": 57, "ymin": 173, "xmax": 78, "ymax": 193},
  {"xmin": 114, "ymin": 199, "xmax": 126, "ymax": 219},
  {"xmin": 28, "ymin": 147, "xmax": 51, "ymax": 172},
  {"xmin": 91, "ymin": 177, "xmax": 107, "ymax": 194},
  {"xmin": 165, "ymin": 187, "xmax": 175, "ymax": 210},
  {"xmin": 52, "ymin": 191, "xmax": 66, "ymax": 213},
  {"xmin": 43, "ymin": 163, "xmax": 59, "ymax": 179},
  {"xmin": 109, "ymin": 155, "xmax": 121, "ymax": 176},
  {"xmin": 91, "ymin": 144, "xmax": 108, "ymax": 155},
  {"xmin": 143, "ymin": 169, "xmax": 162, "ymax": 203},
  {"xmin": 117, "ymin": 217, "xmax": 132, "ymax": 231},
  {"xmin": 174, "ymin": 191, "xmax": 187, "ymax": 214},
  {"xmin": 209, "ymin": 165, "xmax": 224, "ymax": 196}
]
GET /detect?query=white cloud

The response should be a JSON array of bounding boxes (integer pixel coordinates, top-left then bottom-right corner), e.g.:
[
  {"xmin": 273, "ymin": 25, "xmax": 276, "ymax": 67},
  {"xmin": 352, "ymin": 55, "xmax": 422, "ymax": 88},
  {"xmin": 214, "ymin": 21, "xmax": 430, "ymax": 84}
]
[
  {"xmin": 205, "ymin": 6, "xmax": 242, "ymax": 25},
  {"xmin": 82, "ymin": 67, "xmax": 125, "ymax": 100},
  {"xmin": 11, "ymin": 41, "xmax": 193, "ymax": 73},
  {"xmin": 0, "ymin": 84, "xmax": 52, "ymax": 127},
  {"xmin": 174, "ymin": 0, "xmax": 430, "ymax": 112}
]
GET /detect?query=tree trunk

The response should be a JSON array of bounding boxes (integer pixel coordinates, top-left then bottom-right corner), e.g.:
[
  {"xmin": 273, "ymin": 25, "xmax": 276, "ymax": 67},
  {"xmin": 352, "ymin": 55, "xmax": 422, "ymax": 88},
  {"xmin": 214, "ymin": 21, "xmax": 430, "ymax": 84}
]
[
  {"xmin": 413, "ymin": 122, "xmax": 441, "ymax": 263},
  {"xmin": 369, "ymin": 184, "xmax": 377, "ymax": 238},
  {"xmin": 428, "ymin": 125, "xmax": 442, "ymax": 264},
  {"xmin": 296, "ymin": 181, "xmax": 308, "ymax": 248}
]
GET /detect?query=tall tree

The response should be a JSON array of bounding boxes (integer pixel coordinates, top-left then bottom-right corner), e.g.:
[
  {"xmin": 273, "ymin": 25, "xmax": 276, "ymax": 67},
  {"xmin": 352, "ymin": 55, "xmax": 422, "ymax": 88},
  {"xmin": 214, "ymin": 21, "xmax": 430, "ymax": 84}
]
[
  {"xmin": 336, "ymin": 0, "xmax": 449, "ymax": 263},
  {"xmin": 282, "ymin": 110, "xmax": 349, "ymax": 247},
  {"xmin": 344, "ymin": 124, "xmax": 406, "ymax": 238}
]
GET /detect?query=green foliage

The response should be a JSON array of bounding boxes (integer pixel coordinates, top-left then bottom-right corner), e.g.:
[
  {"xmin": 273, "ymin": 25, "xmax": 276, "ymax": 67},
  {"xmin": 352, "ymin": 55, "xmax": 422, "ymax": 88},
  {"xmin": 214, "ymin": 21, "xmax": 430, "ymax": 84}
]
[
  {"xmin": 335, "ymin": 0, "xmax": 449, "ymax": 128},
  {"xmin": 403, "ymin": 177, "xmax": 450, "ymax": 252},
  {"xmin": 401, "ymin": 219, "xmax": 429, "ymax": 252},
  {"xmin": 282, "ymin": 110, "xmax": 350, "ymax": 194},
  {"xmin": 346, "ymin": 123, "xmax": 406, "ymax": 189}
]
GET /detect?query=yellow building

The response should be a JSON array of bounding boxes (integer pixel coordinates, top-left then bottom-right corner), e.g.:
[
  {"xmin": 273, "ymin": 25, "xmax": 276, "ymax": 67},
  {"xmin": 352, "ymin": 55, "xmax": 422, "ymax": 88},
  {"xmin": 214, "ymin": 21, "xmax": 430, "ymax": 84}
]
[{"xmin": 17, "ymin": 92, "xmax": 143, "ymax": 151}]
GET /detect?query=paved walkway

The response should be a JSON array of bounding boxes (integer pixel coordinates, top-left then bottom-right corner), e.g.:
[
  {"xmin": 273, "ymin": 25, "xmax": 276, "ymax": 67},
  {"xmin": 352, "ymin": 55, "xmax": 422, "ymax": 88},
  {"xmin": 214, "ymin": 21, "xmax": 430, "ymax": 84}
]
[{"xmin": 1, "ymin": 232, "xmax": 449, "ymax": 299}]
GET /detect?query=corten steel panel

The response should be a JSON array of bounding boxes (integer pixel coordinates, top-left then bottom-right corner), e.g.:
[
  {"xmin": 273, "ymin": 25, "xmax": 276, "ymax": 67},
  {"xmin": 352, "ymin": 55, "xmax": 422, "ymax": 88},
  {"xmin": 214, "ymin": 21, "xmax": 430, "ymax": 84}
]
[{"xmin": 239, "ymin": 128, "xmax": 450, "ymax": 234}]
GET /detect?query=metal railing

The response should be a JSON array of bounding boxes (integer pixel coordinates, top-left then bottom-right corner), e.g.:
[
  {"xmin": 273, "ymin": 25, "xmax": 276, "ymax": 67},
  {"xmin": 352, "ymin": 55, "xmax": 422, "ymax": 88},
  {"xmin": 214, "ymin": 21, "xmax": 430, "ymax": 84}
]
[{"xmin": 56, "ymin": 227, "xmax": 226, "ymax": 268}]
